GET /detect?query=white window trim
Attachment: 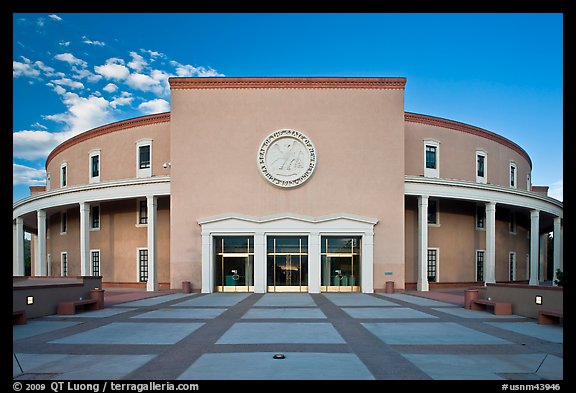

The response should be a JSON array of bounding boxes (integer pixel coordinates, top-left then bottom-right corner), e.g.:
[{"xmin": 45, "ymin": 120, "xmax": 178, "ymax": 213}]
[
  {"xmin": 61, "ymin": 251, "xmax": 68, "ymax": 277},
  {"xmin": 476, "ymin": 249, "xmax": 486, "ymax": 282},
  {"xmin": 427, "ymin": 247, "xmax": 440, "ymax": 283},
  {"xmin": 509, "ymin": 211, "xmax": 517, "ymax": 234},
  {"xmin": 510, "ymin": 161, "xmax": 518, "ymax": 189},
  {"xmin": 46, "ymin": 172, "xmax": 51, "ymax": 191},
  {"xmin": 91, "ymin": 249, "xmax": 101, "ymax": 277},
  {"xmin": 135, "ymin": 198, "xmax": 148, "ymax": 227},
  {"xmin": 423, "ymin": 139, "xmax": 440, "ymax": 179},
  {"xmin": 476, "ymin": 150, "xmax": 487, "ymax": 184},
  {"xmin": 90, "ymin": 203, "xmax": 101, "ymax": 231},
  {"xmin": 60, "ymin": 162, "xmax": 68, "ymax": 188},
  {"xmin": 509, "ymin": 252, "xmax": 516, "ymax": 281},
  {"xmin": 475, "ymin": 204, "xmax": 486, "ymax": 231},
  {"xmin": 89, "ymin": 149, "xmax": 101, "ymax": 184},
  {"xmin": 137, "ymin": 247, "xmax": 149, "ymax": 283},
  {"xmin": 526, "ymin": 172, "xmax": 531, "ymax": 191},
  {"xmin": 60, "ymin": 211, "xmax": 67, "ymax": 235},
  {"xmin": 136, "ymin": 139, "xmax": 153, "ymax": 179},
  {"xmin": 428, "ymin": 198, "xmax": 440, "ymax": 227}
]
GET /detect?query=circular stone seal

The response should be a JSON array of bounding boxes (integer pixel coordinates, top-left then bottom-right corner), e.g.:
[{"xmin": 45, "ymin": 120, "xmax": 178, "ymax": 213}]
[{"xmin": 257, "ymin": 129, "xmax": 317, "ymax": 188}]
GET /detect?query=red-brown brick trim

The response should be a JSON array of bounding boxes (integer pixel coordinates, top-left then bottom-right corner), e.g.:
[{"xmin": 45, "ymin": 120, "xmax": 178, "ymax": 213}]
[
  {"xmin": 405, "ymin": 112, "xmax": 532, "ymax": 168},
  {"xmin": 169, "ymin": 77, "xmax": 407, "ymax": 90},
  {"xmin": 46, "ymin": 112, "xmax": 170, "ymax": 169}
]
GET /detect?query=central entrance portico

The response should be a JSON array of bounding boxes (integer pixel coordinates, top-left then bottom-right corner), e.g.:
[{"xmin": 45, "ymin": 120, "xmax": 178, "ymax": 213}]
[{"xmin": 199, "ymin": 214, "xmax": 377, "ymax": 294}]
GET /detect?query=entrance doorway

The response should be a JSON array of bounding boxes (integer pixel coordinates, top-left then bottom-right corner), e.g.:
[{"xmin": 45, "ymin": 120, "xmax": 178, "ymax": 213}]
[
  {"xmin": 214, "ymin": 236, "xmax": 254, "ymax": 292},
  {"xmin": 267, "ymin": 236, "xmax": 308, "ymax": 292},
  {"xmin": 321, "ymin": 236, "xmax": 361, "ymax": 292}
]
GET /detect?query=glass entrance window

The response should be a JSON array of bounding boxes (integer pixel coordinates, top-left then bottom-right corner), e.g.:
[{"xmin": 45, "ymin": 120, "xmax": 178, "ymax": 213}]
[
  {"xmin": 214, "ymin": 236, "xmax": 254, "ymax": 292},
  {"xmin": 321, "ymin": 236, "xmax": 361, "ymax": 292},
  {"xmin": 267, "ymin": 236, "xmax": 308, "ymax": 292}
]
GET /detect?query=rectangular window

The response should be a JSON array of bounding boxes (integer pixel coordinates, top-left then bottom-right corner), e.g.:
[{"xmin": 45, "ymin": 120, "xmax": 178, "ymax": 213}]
[
  {"xmin": 138, "ymin": 200, "xmax": 148, "ymax": 224},
  {"xmin": 428, "ymin": 199, "xmax": 438, "ymax": 225},
  {"xmin": 476, "ymin": 150, "xmax": 487, "ymax": 184},
  {"xmin": 476, "ymin": 251, "xmax": 485, "ymax": 281},
  {"xmin": 61, "ymin": 252, "xmax": 68, "ymax": 277},
  {"xmin": 509, "ymin": 252, "xmax": 516, "ymax": 281},
  {"xmin": 139, "ymin": 249, "xmax": 149, "ymax": 283},
  {"xmin": 509, "ymin": 211, "xmax": 517, "ymax": 234},
  {"xmin": 91, "ymin": 155, "xmax": 99, "ymax": 177},
  {"xmin": 91, "ymin": 205, "xmax": 100, "ymax": 229},
  {"xmin": 425, "ymin": 145, "xmax": 437, "ymax": 169},
  {"xmin": 477, "ymin": 155, "xmax": 485, "ymax": 177},
  {"xmin": 476, "ymin": 205, "xmax": 485, "ymax": 229},
  {"xmin": 60, "ymin": 212, "xmax": 67, "ymax": 234},
  {"xmin": 139, "ymin": 145, "xmax": 151, "ymax": 169},
  {"xmin": 510, "ymin": 163, "xmax": 517, "ymax": 188},
  {"xmin": 427, "ymin": 249, "xmax": 437, "ymax": 282},
  {"xmin": 61, "ymin": 164, "xmax": 67, "ymax": 187},
  {"xmin": 91, "ymin": 250, "xmax": 100, "ymax": 276}
]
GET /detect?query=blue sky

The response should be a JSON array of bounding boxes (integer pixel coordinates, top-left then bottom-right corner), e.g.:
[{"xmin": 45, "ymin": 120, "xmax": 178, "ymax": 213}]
[{"xmin": 13, "ymin": 13, "xmax": 563, "ymax": 202}]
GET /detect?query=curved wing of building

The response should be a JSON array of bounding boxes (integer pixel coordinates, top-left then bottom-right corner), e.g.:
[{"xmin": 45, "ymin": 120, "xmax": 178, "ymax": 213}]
[{"xmin": 13, "ymin": 77, "xmax": 563, "ymax": 293}]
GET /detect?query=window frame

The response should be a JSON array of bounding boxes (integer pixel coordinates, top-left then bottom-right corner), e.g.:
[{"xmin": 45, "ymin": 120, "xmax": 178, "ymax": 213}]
[
  {"xmin": 90, "ymin": 204, "xmax": 101, "ymax": 231},
  {"xmin": 509, "ymin": 211, "xmax": 517, "ymax": 234},
  {"xmin": 427, "ymin": 247, "xmax": 439, "ymax": 283},
  {"xmin": 61, "ymin": 251, "xmax": 68, "ymax": 277},
  {"xmin": 476, "ymin": 250, "xmax": 485, "ymax": 282},
  {"xmin": 136, "ymin": 199, "xmax": 148, "ymax": 226},
  {"xmin": 136, "ymin": 139, "xmax": 153, "ymax": 178},
  {"xmin": 423, "ymin": 139, "xmax": 440, "ymax": 178},
  {"xmin": 509, "ymin": 161, "xmax": 517, "ymax": 188},
  {"xmin": 476, "ymin": 150, "xmax": 487, "ymax": 184},
  {"xmin": 60, "ymin": 162, "xmax": 68, "ymax": 188},
  {"xmin": 427, "ymin": 198, "xmax": 440, "ymax": 226},
  {"xmin": 475, "ymin": 204, "xmax": 485, "ymax": 230},
  {"xmin": 509, "ymin": 252, "xmax": 516, "ymax": 281},
  {"xmin": 60, "ymin": 211, "xmax": 67, "ymax": 235},
  {"xmin": 137, "ymin": 248, "xmax": 149, "ymax": 283},
  {"xmin": 89, "ymin": 149, "xmax": 101, "ymax": 184},
  {"xmin": 91, "ymin": 249, "xmax": 101, "ymax": 277}
]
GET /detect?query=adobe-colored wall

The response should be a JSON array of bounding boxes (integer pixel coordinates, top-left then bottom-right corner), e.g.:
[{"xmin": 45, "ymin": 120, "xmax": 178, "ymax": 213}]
[
  {"xmin": 46, "ymin": 197, "xmax": 171, "ymax": 284},
  {"xmin": 485, "ymin": 283, "xmax": 562, "ymax": 319},
  {"xmin": 170, "ymin": 86, "xmax": 406, "ymax": 291},
  {"xmin": 405, "ymin": 121, "xmax": 531, "ymax": 190},
  {"xmin": 46, "ymin": 121, "xmax": 171, "ymax": 190},
  {"xmin": 405, "ymin": 197, "xmax": 530, "ymax": 283}
]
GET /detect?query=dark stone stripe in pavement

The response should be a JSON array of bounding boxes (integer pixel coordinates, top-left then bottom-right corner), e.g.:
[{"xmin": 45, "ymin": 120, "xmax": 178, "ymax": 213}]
[
  {"xmin": 122, "ymin": 293, "xmax": 264, "ymax": 380},
  {"xmin": 310, "ymin": 294, "xmax": 431, "ymax": 380}
]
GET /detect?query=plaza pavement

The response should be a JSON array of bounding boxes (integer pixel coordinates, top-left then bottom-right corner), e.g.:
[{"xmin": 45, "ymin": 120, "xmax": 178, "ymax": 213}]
[{"xmin": 13, "ymin": 291, "xmax": 563, "ymax": 380}]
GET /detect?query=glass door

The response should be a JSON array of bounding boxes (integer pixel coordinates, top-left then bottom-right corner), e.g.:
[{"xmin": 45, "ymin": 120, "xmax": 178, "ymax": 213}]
[
  {"xmin": 267, "ymin": 236, "xmax": 308, "ymax": 292},
  {"xmin": 321, "ymin": 236, "xmax": 361, "ymax": 292},
  {"xmin": 214, "ymin": 236, "xmax": 254, "ymax": 292}
]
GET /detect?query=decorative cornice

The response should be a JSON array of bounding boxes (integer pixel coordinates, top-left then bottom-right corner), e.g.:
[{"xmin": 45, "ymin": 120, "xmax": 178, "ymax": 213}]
[
  {"xmin": 169, "ymin": 77, "xmax": 406, "ymax": 90},
  {"xmin": 405, "ymin": 112, "xmax": 532, "ymax": 168},
  {"xmin": 46, "ymin": 112, "xmax": 171, "ymax": 168}
]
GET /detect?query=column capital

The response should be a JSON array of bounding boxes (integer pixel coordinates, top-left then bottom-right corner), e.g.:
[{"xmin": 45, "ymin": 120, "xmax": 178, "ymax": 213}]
[{"xmin": 530, "ymin": 209, "xmax": 540, "ymax": 218}]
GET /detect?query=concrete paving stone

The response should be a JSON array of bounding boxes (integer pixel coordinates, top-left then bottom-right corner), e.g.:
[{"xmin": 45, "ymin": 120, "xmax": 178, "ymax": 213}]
[
  {"xmin": 402, "ymin": 353, "xmax": 554, "ymax": 380},
  {"xmin": 49, "ymin": 322, "xmax": 204, "ymax": 345},
  {"xmin": 362, "ymin": 322, "xmax": 511, "ymax": 345},
  {"xmin": 14, "ymin": 353, "xmax": 156, "ymax": 380},
  {"xmin": 177, "ymin": 352, "xmax": 375, "ymax": 380},
  {"xmin": 535, "ymin": 354, "xmax": 563, "ymax": 380},
  {"xmin": 14, "ymin": 321, "xmax": 83, "ymax": 341},
  {"xmin": 242, "ymin": 308, "xmax": 326, "ymax": 319},
  {"xmin": 113, "ymin": 293, "xmax": 196, "ymax": 307},
  {"xmin": 342, "ymin": 307, "xmax": 437, "ymax": 319},
  {"xmin": 378, "ymin": 293, "xmax": 458, "ymax": 307},
  {"xmin": 322, "ymin": 293, "xmax": 397, "ymax": 307},
  {"xmin": 431, "ymin": 307, "xmax": 527, "ymax": 319},
  {"xmin": 216, "ymin": 322, "xmax": 345, "ymax": 344},
  {"xmin": 46, "ymin": 308, "xmax": 138, "ymax": 318},
  {"xmin": 485, "ymin": 322, "xmax": 563, "ymax": 344},
  {"xmin": 171, "ymin": 293, "xmax": 250, "ymax": 307},
  {"xmin": 132, "ymin": 308, "xmax": 227, "ymax": 319},
  {"xmin": 13, "ymin": 353, "xmax": 67, "ymax": 378},
  {"xmin": 254, "ymin": 293, "xmax": 316, "ymax": 307}
]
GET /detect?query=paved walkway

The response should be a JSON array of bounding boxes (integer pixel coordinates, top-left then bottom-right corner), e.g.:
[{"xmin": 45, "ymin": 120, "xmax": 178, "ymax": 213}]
[{"xmin": 13, "ymin": 292, "xmax": 563, "ymax": 380}]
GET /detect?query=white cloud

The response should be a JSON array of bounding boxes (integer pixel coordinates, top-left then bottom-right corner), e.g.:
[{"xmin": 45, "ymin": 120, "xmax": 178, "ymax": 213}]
[
  {"xmin": 141, "ymin": 49, "xmax": 165, "ymax": 59},
  {"xmin": 128, "ymin": 51, "xmax": 147, "ymax": 72},
  {"xmin": 110, "ymin": 92, "xmax": 133, "ymax": 109},
  {"xmin": 103, "ymin": 83, "xmax": 118, "ymax": 93},
  {"xmin": 59, "ymin": 41, "xmax": 70, "ymax": 47},
  {"xmin": 171, "ymin": 60, "xmax": 224, "ymax": 77},
  {"xmin": 13, "ymin": 164, "xmax": 47, "ymax": 186},
  {"xmin": 48, "ymin": 14, "xmax": 62, "ymax": 21},
  {"xmin": 548, "ymin": 179, "xmax": 563, "ymax": 202},
  {"xmin": 94, "ymin": 58, "xmax": 130, "ymax": 80},
  {"xmin": 138, "ymin": 98, "xmax": 170, "ymax": 114},
  {"xmin": 52, "ymin": 78, "xmax": 85, "ymax": 89},
  {"xmin": 82, "ymin": 36, "xmax": 106, "ymax": 46},
  {"xmin": 52, "ymin": 85, "xmax": 67, "ymax": 95},
  {"xmin": 71, "ymin": 66, "xmax": 102, "ymax": 83},
  {"xmin": 43, "ymin": 92, "xmax": 113, "ymax": 133},
  {"xmin": 13, "ymin": 130, "xmax": 72, "ymax": 160},
  {"xmin": 13, "ymin": 60, "xmax": 41, "ymax": 78},
  {"xmin": 54, "ymin": 53, "xmax": 88, "ymax": 67},
  {"xmin": 125, "ymin": 72, "xmax": 161, "ymax": 93},
  {"xmin": 36, "ymin": 18, "xmax": 45, "ymax": 28},
  {"xmin": 31, "ymin": 122, "xmax": 48, "ymax": 130}
]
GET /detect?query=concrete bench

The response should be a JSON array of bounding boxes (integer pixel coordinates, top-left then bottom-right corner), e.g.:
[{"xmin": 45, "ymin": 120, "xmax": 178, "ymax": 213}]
[
  {"xmin": 538, "ymin": 310, "xmax": 563, "ymax": 325},
  {"xmin": 57, "ymin": 299, "xmax": 99, "ymax": 315},
  {"xmin": 13, "ymin": 310, "xmax": 27, "ymax": 325},
  {"xmin": 470, "ymin": 299, "xmax": 512, "ymax": 315}
]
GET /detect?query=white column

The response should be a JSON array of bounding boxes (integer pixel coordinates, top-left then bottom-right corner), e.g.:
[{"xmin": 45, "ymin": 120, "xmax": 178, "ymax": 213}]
[
  {"xmin": 529, "ymin": 210, "xmax": 540, "ymax": 285},
  {"xmin": 146, "ymin": 196, "xmax": 158, "ymax": 292},
  {"xmin": 201, "ymin": 231, "xmax": 212, "ymax": 293},
  {"xmin": 484, "ymin": 202, "xmax": 496, "ymax": 284},
  {"xmin": 417, "ymin": 195, "xmax": 429, "ymax": 292},
  {"xmin": 254, "ymin": 232, "xmax": 266, "ymax": 293},
  {"xmin": 79, "ymin": 202, "xmax": 91, "ymax": 276},
  {"xmin": 308, "ymin": 231, "xmax": 321, "ymax": 293},
  {"xmin": 13, "ymin": 218, "xmax": 25, "ymax": 276},
  {"xmin": 361, "ymin": 231, "xmax": 374, "ymax": 293},
  {"xmin": 553, "ymin": 217, "xmax": 562, "ymax": 285},
  {"xmin": 35, "ymin": 210, "xmax": 47, "ymax": 276}
]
